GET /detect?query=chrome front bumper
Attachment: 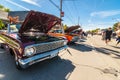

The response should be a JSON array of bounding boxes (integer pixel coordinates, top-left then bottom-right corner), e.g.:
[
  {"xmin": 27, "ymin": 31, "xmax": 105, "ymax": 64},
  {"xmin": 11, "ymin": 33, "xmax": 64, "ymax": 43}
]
[
  {"xmin": 71, "ymin": 36, "xmax": 79, "ymax": 42},
  {"xmin": 18, "ymin": 45, "xmax": 67, "ymax": 68}
]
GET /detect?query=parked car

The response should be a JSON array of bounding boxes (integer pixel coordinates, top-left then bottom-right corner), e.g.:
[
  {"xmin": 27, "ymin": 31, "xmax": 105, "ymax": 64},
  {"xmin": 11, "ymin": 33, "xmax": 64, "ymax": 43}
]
[
  {"xmin": 48, "ymin": 25, "xmax": 80, "ymax": 43},
  {"xmin": 0, "ymin": 10, "xmax": 67, "ymax": 69}
]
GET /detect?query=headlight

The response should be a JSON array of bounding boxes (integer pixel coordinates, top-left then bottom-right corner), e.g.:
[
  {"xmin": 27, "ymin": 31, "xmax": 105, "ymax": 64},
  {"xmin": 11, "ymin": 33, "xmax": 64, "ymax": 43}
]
[{"xmin": 24, "ymin": 47, "xmax": 36, "ymax": 56}]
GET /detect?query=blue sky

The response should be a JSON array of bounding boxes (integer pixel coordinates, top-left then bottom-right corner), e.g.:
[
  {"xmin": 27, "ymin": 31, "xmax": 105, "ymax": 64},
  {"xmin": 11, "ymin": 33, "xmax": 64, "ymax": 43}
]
[{"xmin": 0, "ymin": 0, "xmax": 120, "ymax": 31}]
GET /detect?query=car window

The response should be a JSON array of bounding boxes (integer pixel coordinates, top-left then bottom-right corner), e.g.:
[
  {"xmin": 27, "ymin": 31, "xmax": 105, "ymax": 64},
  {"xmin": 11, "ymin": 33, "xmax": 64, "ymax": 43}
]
[
  {"xmin": 10, "ymin": 24, "xmax": 21, "ymax": 33},
  {"xmin": 55, "ymin": 30, "xmax": 62, "ymax": 33}
]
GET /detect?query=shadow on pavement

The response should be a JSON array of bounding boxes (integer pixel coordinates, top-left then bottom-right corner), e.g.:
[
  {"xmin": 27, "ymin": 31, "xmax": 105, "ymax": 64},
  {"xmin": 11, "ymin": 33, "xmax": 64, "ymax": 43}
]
[
  {"xmin": 68, "ymin": 43, "xmax": 93, "ymax": 52},
  {"xmin": 78, "ymin": 39, "xmax": 86, "ymax": 42},
  {"xmin": 95, "ymin": 47, "xmax": 120, "ymax": 58},
  {"xmin": 110, "ymin": 45, "xmax": 120, "ymax": 49},
  {"xmin": 0, "ymin": 48, "xmax": 7, "ymax": 54},
  {"xmin": 95, "ymin": 47, "xmax": 111, "ymax": 55},
  {"xmin": 0, "ymin": 48, "xmax": 75, "ymax": 80}
]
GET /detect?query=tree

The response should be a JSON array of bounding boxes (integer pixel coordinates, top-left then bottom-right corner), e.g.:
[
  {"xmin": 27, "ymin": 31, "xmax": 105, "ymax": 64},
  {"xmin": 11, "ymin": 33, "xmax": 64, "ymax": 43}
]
[
  {"xmin": 0, "ymin": 20, "xmax": 5, "ymax": 30},
  {"xmin": 112, "ymin": 22, "xmax": 119, "ymax": 31},
  {"xmin": 90, "ymin": 28, "xmax": 100, "ymax": 34},
  {"xmin": 63, "ymin": 24, "xmax": 68, "ymax": 30},
  {"xmin": 4, "ymin": 8, "xmax": 10, "ymax": 12},
  {"xmin": 0, "ymin": 5, "xmax": 4, "ymax": 9},
  {"xmin": 0, "ymin": 4, "xmax": 10, "ymax": 12}
]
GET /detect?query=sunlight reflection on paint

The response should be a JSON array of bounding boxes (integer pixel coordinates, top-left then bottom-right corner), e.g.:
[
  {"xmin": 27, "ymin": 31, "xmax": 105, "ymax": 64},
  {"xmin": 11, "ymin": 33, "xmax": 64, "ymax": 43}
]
[{"xmin": 0, "ymin": 74, "xmax": 5, "ymax": 79}]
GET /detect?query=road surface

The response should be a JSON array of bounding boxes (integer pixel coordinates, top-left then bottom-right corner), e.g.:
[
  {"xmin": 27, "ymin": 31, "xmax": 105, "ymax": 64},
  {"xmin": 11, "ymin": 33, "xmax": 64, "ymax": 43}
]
[{"xmin": 0, "ymin": 35, "xmax": 120, "ymax": 80}]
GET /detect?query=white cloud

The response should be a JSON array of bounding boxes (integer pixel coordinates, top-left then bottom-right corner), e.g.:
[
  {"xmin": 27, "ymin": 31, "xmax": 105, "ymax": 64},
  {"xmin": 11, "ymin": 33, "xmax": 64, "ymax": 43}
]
[
  {"xmin": 5, "ymin": 0, "xmax": 30, "ymax": 11},
  {"xmin": 90, "ymin": 10, "xmax": 120, "ymax": 18},
  {"xmin": 21, "ymin": 0, "xmax": 41, "ymax": 7},
  {"xmin": 88, "ymin": 19, "xmax": 92, "ymax": 23},
  {"xmin": 112, "ymin": 18, "xmax": 120, "ymax": 22},
  {"xmin": 83, "ymin": 22, "xmax": 114, "ymax": 31}
]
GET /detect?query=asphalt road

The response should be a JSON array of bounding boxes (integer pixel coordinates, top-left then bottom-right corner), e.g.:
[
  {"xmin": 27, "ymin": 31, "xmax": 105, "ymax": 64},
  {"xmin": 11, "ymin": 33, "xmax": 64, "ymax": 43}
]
[{"xmin": 0, "ymin": 35, "xmax": 120, "ymax": 80}]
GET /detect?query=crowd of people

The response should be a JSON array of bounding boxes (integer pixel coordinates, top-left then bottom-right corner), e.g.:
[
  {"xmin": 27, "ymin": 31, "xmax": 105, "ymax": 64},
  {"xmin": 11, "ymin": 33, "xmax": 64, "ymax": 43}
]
[
  {"xmin": 72, "ymin": 26, "xmax": 120, "ymax": 47},
  {"xmin": 101, "ymin": 27, "xmax": 120, "ymax": 46}
]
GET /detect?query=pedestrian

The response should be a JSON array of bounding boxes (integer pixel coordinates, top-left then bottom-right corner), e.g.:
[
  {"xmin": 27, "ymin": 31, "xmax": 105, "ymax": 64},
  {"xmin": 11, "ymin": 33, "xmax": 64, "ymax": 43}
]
[
  {"xmin": 102, "ymin": 31, "xmax": 105, "ymax": 40},
  {"xmin": 116, "ymin": 29, "xmax": 120, "ymax": 46},
  {"xmin": 105, "ymin": 27, "xmax": 113, "ymax": 45},
  {"xmin": 90, "ymin": 32, "xmax": 93, "ymax": 36}
]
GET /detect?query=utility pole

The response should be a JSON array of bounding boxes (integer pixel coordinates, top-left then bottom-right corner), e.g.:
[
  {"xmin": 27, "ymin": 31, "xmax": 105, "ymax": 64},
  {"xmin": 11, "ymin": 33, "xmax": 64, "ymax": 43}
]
[
  {"xmin": 60, "ymin": 0, "xmax": 64, "ymax": 33},
  {"xmin": 60, "ymin": 0, "xmax": 62, "ymax": 21},
  {"xmin": 49, "ymin": 0, "xmax": 64, "ymax": 33},
  {"xmin": 78, "ymin": 16, "xmax": 80, "ymax": 25}
]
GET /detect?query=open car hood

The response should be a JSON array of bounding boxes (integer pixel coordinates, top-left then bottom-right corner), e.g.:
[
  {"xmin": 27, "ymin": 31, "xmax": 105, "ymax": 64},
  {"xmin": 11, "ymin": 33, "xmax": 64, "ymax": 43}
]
[
  {"xmin": 65, "ymin": 25, "xmax": 80, "ymax": 33},
  {"xmin": 19, "ymin": 10, "xmax": 61, "ymax": 34}
]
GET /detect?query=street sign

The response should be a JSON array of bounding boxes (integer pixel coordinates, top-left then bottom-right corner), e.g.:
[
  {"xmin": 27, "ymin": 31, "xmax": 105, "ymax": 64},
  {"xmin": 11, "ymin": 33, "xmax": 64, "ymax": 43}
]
[{"xmin": 61, "ymin": 12, "xmax": 64, "ymax": 17}]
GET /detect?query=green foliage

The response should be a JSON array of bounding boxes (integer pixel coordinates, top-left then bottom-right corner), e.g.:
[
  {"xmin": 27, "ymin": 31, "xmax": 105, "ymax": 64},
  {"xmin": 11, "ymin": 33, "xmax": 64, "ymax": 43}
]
[
  {"xmin": 112, "ymin": 22, "xmax": 119, "ymax": 31},
  {"xmin": 0, "ymin": 4, "xmax": 10, "ymax": 12},
  {"xmin": 91, "ymin": 28, "xmax": 100, "ymax": 33},
  {"xmin": 63, "ymin": 24, "xmax": 68, "ymax": 30},
  {"xmin": 0, "ymin": 5, "xmax": 4, "ymax": 9},
  {"xmin": 4, "ymin": 8, "xmax": 10, "ymax": 12},
  {"xmin": 0, "ymin": 20, "xmax": 5, "ymax": 30}
]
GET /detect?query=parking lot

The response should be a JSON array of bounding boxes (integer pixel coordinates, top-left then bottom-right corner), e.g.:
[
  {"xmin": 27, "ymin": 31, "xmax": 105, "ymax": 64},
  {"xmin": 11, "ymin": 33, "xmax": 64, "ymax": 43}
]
[{"xmin": 0, "ymin": 35, "xmax": 120, "ymax": 80}]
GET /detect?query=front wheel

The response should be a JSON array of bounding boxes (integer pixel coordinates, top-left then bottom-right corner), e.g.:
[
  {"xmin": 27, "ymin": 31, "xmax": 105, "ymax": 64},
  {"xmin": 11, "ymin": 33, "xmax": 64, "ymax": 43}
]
[
  {"xmin": 14, "ymin": 55, "xmax": 23, "ymax": 70},
  {"xmin": 0, "ymin": 43, "xmax": 4, "ymax": 49},
  {"xmin": 15, "ymin": 60, "xmax": 23, "ymax": 70}
]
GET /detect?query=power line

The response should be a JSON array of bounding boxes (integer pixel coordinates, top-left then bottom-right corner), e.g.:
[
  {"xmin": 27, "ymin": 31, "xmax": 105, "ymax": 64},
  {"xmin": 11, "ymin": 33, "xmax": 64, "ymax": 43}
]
[
  {"xmin": 65, "ymin": 14, "xmax": 75, "ymax": 24},
  {"xmin": 49, "ymin": 0, "xmax": 60, "ymax": 11},
  {"xmin": 63, "ymin": 1, "xmax": 76, "ymax": 24},
  {"xmin": 49, "ymin": 0, "xmax": 76, "ymax": 25},
  {"xmin": 63, "ymin": 0, "xmax": 81, "ymax": 25},
  {"xmin": 73, "ymin": 0, "xmax": 80, "ymax": 25}
]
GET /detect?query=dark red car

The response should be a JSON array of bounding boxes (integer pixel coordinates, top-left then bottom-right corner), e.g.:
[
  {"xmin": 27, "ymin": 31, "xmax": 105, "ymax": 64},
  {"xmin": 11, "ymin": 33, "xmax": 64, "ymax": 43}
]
[{"xmin": 0, "ymin": 10, "xmax": 67, "ymax": 69}]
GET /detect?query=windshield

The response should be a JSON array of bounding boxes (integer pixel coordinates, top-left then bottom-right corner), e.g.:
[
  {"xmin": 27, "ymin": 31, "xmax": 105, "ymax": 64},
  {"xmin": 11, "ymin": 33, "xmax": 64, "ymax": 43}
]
[
  {"xmin": 53, "ymin": 30, "xmax": 62, "ymax": 33},
  {"xmin": 10, "ymin": 24, "xmax": 21, "ymax": 33}
]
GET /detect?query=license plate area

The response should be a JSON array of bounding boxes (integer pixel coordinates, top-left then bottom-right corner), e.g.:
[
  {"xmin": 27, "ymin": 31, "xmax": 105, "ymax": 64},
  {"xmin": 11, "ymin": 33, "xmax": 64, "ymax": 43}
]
[
  {"xmin": 29, "ymin": 56, "xmax": 50, "ymax": 65},
  {"xmin": 50, "ymin": 53, "xmax": 58, "ymax": 58}
]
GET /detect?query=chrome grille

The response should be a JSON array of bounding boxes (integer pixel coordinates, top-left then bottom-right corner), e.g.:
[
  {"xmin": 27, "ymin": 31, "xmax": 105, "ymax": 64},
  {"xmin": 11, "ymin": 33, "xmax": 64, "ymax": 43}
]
[{"xmin": 34, "ymin": 40, "xmax": 64, "ymax": 54}]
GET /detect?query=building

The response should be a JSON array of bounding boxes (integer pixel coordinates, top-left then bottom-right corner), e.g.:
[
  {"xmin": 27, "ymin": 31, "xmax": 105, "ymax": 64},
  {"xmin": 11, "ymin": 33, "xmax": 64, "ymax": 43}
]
[
  {"xmin": 0, "ymin": 10, "xmax": 29, "ymax": 23},
  {"xmin": 8, "ymin": 11, "xmax": 29, "ymax": 22},
  {"xmin": 0, "ymin": 10, "xmax": 9, "ymax": 22}
]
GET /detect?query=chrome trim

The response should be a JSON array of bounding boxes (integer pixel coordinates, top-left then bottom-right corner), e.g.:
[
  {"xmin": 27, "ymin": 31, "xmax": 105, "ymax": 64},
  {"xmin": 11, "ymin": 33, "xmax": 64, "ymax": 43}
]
[
  {"xmin": 18, "ymin": 45, "xmax": 67, "ymax": 68},
  {"xmin": 23, "ymin": 40, "xmax": 65, "ymax": 56},
  {"xmin": 71, "ymin": 36, "xmax": 79, "ymax": 42},
  {"xmin": 25, "ymin": 40, "xmax": 65, "ymax": 49}
]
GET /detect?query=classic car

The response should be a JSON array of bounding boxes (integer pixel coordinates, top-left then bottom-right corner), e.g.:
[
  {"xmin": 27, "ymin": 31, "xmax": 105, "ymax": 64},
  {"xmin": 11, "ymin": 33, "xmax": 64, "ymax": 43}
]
[
  {"xmin": 0, "ymin": 10, "xmax": 67, "ymax": 69},
  {"xmin": 48, "ymin": 25, "xmax": 80, "ymax": 43}
]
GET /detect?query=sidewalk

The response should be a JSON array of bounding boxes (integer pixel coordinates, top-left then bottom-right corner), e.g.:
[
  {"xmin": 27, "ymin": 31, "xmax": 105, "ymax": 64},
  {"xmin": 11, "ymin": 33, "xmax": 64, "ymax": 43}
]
[
  {"xmin": 60, "ymin": 36, "xmax": 120, "ymax": 80},
  {"xmin": 61, "ymin": 48, "xmax": 120, "ymax": 80}
]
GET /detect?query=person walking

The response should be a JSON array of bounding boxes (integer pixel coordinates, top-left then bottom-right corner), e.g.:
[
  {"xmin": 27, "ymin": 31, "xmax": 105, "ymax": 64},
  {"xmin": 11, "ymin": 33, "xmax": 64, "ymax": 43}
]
[
  {"xmin": 102, "ymin": 31, "xmax": 105, "ymax": 40},
  {"xmin": 105, "ymin": 27, "xmax": 113, "ymax": 45},
  {"xmin": 116, "ymin": 29, "xmax": 120, "ymax": 46}
]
